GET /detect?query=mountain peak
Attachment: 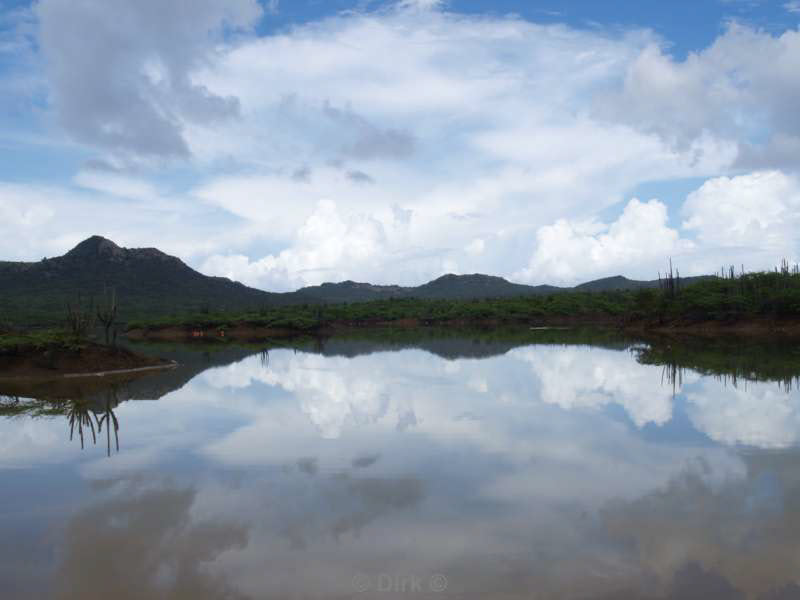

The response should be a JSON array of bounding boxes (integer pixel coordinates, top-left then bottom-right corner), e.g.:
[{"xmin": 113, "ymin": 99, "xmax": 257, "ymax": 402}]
[
  {"xmin": 65, "ymin": 236, "xmax": 125, "ymax": 259},
  {"xmin": 63, "ymin": 236, "xmax": 177, "ymax": 262}
]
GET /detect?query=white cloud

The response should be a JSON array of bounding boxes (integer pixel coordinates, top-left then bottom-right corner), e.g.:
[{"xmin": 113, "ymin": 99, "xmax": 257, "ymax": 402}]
[
  {"xmin": 73, "ymin": 169, "xmax": 159, "ymax": 202},
  {"xmin": 595, "ymin": 23, "xmax": 800, "ymax": 168},
  {"xmin": 0, "ymin": 181, "xmax": 256, "ymax": 263},
  {"xmin": 516, "ymin": 198, "xmax": 693, "ymax": 284},
  {"xmin": 0, "ymin": 188, "xmax": 54, "ymax": 228},
  {"xmin": 1, "ymin": 7, "xmax": 798, "ymax": 286},
  {"xmin": 201, "ymin": 199, "xmax": 396, "ymax": 289},
  {"xmin": 513, "ymin": 346, "xmax": 677, "ymax": 427},
  {"xmin": 396, "ymin": 0, "xmax": 445, "ymax": 11},
  {"xmin": 202, "ymin": 350, "xmax": 413, "ymax": 439},
  {"xmin": 517, "ymin": 170, "xmax": 800, "ymax": 286},
  {"xmin": 182, "ymin": 12, "xmax": 752, "ymax": 286},
  {"xmin": 687, "ymin": 380, "xmax": 800, "ymax": 448},
  {"xmin": 465, "ymin": 238, "xmax": 485, "ymax": 256},
  {"xmin": 681, "ymin": 170, "xmax": 800, "ymax": 265}
]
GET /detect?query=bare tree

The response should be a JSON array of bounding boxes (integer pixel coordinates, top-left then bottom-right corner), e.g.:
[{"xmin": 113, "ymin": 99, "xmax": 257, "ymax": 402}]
[
  {"xmin": 96, "ymin": 286, "xmax": 118, "ymax": 346},
  {"xmin": 65, "ymin": 294, "xmax": 95, "ymax": 342}
]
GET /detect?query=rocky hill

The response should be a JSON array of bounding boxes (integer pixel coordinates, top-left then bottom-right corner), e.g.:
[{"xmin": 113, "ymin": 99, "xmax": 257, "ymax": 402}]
[{"xmin": 0, "ymin": 236, "xmax": 281, "ymax": 324}]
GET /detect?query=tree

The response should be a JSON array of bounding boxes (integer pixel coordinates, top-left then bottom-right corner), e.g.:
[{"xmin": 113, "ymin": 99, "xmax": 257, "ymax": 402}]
[{"xmin": 96, "ymin": 286, "xmax": 118, "ymax": 346}]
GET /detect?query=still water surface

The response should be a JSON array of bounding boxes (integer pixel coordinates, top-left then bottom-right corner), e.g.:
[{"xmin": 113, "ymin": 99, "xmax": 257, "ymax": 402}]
[{"xmin": 2, "ymin": 331, "xmax": 800, "ymax": 599}]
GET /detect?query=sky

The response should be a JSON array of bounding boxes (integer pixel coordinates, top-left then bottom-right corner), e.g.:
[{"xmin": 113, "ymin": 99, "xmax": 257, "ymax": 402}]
[{"xmin": 0, "ymin": 0, "xmax": 799, "ymax": 291}]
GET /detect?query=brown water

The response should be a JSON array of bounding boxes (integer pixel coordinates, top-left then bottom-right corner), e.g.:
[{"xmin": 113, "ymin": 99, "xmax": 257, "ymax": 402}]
[{"xmin": 2, "ymin": 331, "xmax": 800, "ymax": 599}]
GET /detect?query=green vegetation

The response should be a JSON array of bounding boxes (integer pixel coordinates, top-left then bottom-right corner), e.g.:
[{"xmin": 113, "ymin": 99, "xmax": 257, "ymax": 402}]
[
  {"xmin": 0, "ymin": 328, "xmax": 90, "ymax": 353},
  {"xmin": 630, "ymin": 261, "xmax": 800, "ymax": 322},
  {"xmin": 127, "ymin": 293, "xmax": 623, "ymax": 332},
  {"xmin": 127, "ymin": 265, "xmax": 800, "ymax": 333}
]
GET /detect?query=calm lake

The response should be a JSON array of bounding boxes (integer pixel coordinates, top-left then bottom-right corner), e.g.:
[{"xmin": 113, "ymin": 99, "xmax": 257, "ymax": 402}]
[{"xmin": 2, "ymin": 329, "xmax": 800, "ymax": 599}]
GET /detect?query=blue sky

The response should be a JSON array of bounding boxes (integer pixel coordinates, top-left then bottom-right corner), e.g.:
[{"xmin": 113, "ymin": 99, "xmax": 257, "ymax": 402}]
[
  {"xmin": 258, "ymin": 0, "xmax": 800, "ymax": 58},
  {"xmin": 0, "ymin": 0, "xmax": 799, "ymax": 289}
]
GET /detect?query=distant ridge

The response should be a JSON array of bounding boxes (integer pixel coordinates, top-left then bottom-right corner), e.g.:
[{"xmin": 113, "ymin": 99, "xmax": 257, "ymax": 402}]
[
  {"xmin": 574, "ymin": 274, "xmax": 709, "ymax": 292},
  {"xmin": 0, "ymin": 236, "xmax": 710, "ymax": 324}
]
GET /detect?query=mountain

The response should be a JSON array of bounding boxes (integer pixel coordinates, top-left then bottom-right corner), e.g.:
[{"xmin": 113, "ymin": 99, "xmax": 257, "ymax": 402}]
[
  {"xmin": 574, "ymin": 274, "xmax": 712, "ymax": 292},
  {"xmin": 0, "ymin": 236, "xmax": 281, "ymax": 324},
  {"xmin": 291, "ymin": 274, "xmax": 564, "ymax": 303},
  {"xmin": 292, "ymin": 280, "xmax": 406, "ymax": 303},
  {"xmin": 411, "ymin": 273, "xmax": 564, "ymax": 299},
  {"xmin": 0, "ymin": 236, "xmax": 708, "ymax": 325}
]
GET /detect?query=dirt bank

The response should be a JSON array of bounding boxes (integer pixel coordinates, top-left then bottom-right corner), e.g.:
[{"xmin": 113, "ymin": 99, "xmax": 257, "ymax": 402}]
[
  {"xmin": 622, "ymin": 316, "xmax": 800, "ymax": 337},
  {"xmin": 0, "ymin": 342, "xmax": 173, "ymax": 379}
]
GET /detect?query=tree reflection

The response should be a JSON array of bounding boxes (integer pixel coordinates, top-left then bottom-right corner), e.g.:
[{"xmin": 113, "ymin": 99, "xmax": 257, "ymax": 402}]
[
  {"xmin": 0, "ymin": 387, "xmax": 122, "ymax": 456},
  {"xmin": 67, "ymin": 388, "xmax": 121, "ymax": 456},
  {"xmin": 67, "ymin": 401, "xmax": 96, "ymax": 450},
  {"xmin": 96, "ymin": 397, "xmax": 120, "ymax": 456},
  {"xmin": 637, "ymin": 338, "xmax": 800, "ymax": 393}
]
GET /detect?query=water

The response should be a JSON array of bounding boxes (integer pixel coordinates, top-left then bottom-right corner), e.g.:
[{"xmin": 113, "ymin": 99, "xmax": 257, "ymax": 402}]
[{"xmin": 2, "ymin": 330, "xmax": 800, "ymax": 599}]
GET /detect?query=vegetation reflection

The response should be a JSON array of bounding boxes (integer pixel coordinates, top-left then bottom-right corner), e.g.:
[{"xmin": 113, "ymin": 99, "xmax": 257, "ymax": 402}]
[{"xmin": 1, "ymin": 387, "xmax": 121, "ymax": 456}]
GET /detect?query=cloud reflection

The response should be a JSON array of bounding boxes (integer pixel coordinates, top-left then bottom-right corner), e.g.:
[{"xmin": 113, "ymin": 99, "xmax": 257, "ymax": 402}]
[{"xmin": 53, "ymin": 480, "xmax": 249, "ymax": 600}]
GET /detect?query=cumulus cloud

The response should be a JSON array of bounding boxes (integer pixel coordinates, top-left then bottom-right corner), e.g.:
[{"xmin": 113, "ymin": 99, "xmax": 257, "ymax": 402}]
[
  {"xmin": 184, "ymin": 11, "xmax": 746, "ymax": 286},
  {"xmin": 2, "ymin": 5, "xmax": 799, "ymax": 286},
  {"xmin": 517, "ymin": 198, "xmax": 693, "ymax": 284},
  {"xmin": 681, "ymin": 170, "xmax": 800, "ymax": 265},
  {"xmin": 36, "ymin": 0, "xmax": 262, "ymax": 160},
  {"xmin": 202, "ymin": 351, "xmax": 415, "ymax": 438},
  {"xmin": 201, "ymin": 199, "xmax": 395, "ymax": 290},
  {"xmin": 513, "ymin": 346, "xmax": 677, "ymax": 427},
  {"xmin": 518, "ymin": 170, "xmax": 800, "ymax": 285},
  {"xmin": 686, "ymin": 381, "xmax": 800, "ymax": 448},
  {"xmin": 595, "ymin": 23, "xmax": 800, "ymax": 169}
]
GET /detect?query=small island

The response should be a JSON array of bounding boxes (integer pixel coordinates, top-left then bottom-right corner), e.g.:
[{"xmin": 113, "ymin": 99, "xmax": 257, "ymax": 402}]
[{"xmin": 0, "ymin": 329, "xmax": 174, "ymax": 379}]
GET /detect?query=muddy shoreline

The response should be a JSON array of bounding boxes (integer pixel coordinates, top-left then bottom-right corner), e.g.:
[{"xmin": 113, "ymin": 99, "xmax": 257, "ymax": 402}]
[
  {"xmin": 0, "ymin": 342, "xmax": 174, "ymax": 380},
  {"xmin": 125, "ymin": 315, "xmax": 800, "ymax": 342}
]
